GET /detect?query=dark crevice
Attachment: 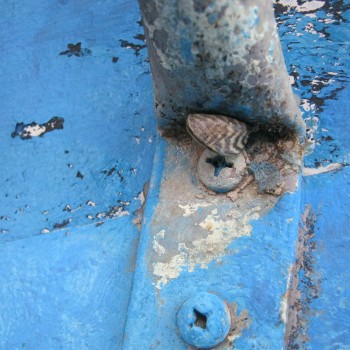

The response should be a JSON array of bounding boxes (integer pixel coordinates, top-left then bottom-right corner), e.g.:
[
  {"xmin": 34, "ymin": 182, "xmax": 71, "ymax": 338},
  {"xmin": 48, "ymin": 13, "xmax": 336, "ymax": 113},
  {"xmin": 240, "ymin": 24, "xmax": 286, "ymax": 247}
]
[
  {"xmin": 193, "ymin": 309, "xmax": 207, "ymax": 329},
  {"xmin": 206, "ymin": 155, "xmax": 233, "ymax": 177}
]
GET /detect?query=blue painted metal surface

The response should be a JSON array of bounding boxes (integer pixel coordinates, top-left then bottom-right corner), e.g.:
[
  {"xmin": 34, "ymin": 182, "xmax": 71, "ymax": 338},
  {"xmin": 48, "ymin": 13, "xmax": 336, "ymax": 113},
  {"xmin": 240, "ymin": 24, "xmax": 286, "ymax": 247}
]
[
  {"xmin": 123, "ymin": 1, "xmax": 350, "ymax": 349},
  {"xmin": 0, "ymin": 1, "xmax": 349, "ymax": 349},
  {"xmin": 0, "ymin": 1, "xmax": 156, "ymax": 348},
  {"xmin": 275, "ymin": 2, "xmax": 350, "ymax": 348},
  {"xmin": 122, "ymin": 141, "xmax": 302, "ymax": 349}
]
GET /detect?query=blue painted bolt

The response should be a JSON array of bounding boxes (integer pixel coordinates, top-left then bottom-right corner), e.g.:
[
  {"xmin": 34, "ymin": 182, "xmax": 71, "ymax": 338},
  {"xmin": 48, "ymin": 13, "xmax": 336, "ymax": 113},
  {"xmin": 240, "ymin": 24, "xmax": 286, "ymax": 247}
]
[{"xmin": 177, "ymin": 292, "xmax": 231, "ymax": 348}]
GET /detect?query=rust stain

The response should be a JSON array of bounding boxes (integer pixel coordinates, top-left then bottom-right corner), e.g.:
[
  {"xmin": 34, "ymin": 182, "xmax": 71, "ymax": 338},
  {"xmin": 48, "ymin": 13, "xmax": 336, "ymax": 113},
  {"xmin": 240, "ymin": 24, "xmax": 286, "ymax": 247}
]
[
  {"xmin": 133, "ymin": 180, "xmax": 150, "ymax": 230},
  {"xmin": 284, "ymin": 205, "xmax": 322, "ymax": 349}
]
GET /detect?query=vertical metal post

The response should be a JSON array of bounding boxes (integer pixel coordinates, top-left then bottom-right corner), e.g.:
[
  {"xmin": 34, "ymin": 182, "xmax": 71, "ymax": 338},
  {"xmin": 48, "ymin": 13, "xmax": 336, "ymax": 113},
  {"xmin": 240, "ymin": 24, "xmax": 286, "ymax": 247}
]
[{"xmin": 138, "ymin": 0, "xmax": 305, "ymax": 141}]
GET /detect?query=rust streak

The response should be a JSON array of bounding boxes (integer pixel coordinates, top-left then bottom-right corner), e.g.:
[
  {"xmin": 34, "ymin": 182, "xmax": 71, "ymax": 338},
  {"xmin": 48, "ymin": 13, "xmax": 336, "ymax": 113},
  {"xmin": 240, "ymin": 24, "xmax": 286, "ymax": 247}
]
[{"xmin": 284, "ymin": 205, "xmax": 321, "ymax": 349}]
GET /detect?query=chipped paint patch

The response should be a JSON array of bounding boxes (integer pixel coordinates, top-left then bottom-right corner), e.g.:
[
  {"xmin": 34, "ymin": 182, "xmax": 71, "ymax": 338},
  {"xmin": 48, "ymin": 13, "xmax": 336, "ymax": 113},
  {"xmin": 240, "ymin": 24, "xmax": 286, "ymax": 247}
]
[
  {"xmin": 303, "ymin": 163, "xmax": 345, "ymax": 176},
  {"xmin": 152, "ymin": 205, "xmax": 260, "ymax": 289},
  {"xmin": 11, "ymin": 117, "xmax": 64, "ymax": 140},
  {"xmin": 59, "ymin": 42, "xmax": 91, "ymax": 57},
  {"xmin": 148, "ymin": 140, "xmax": 283, "ymax": 290},
  {"xmin": 216, "ymin": 304, "xmax": 251, "ymax": 349},
  {"xmin": 153, "ymin": 240, "xmax": 165, "ymax": 256},
  {"xmin": 178, "ymin": 201, "xmax": 212, "ymax": 217},
  {"xmin": 280, "ymin": 265, "xmax": 293, "ymax": 324},
  {"xmin": 275, "ymin": 0, "xmax": 325, "ymax": 13},
  {"xmin": 119, "ymin": 39, "xmax": 146, "ymax": 56},
  {"xmin": 133, "ymin": 181, "xmax": 150, "ymax": 230},
  {"xmin": 152, "ymin": 229, "xmax": 166, "ymax": 256}
]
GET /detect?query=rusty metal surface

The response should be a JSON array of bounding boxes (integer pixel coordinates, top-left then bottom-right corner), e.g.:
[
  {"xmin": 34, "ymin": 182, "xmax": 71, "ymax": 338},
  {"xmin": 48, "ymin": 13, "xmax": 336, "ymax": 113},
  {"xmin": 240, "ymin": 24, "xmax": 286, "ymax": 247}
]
[{"xmin": 139, "ymin": 0, "xmax": 306, "ymax": 142}]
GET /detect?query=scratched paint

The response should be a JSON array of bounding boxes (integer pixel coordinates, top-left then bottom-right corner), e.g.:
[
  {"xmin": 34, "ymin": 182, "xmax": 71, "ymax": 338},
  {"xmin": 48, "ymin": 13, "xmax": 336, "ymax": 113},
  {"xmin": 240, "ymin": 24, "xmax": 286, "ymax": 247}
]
[{"xmin": 302, "ymin": 162, "xmax": 346, "ymax": 176}]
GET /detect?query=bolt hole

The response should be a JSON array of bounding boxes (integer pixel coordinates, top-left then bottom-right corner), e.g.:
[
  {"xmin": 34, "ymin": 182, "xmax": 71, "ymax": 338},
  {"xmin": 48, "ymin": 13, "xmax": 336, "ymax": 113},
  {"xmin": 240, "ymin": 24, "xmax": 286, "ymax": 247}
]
[
  {"xmin": 206, "ymin": 155, "xmax": 233, "ymax": 177},
  {"xmin": 193, "ymin": 309, "xmax": 207, "ymax": 329}
]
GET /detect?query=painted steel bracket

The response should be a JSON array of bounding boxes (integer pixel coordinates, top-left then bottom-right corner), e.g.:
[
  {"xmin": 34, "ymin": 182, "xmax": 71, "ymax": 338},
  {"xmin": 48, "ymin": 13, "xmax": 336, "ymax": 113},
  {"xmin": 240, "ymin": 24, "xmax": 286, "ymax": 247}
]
[
  {"xmin": 122, "ymin": 135, "xmax": 302, "ymax": 349},
  {"xmin": 123, "ymin": 1, "xmax": 350, "ymax": 349}
]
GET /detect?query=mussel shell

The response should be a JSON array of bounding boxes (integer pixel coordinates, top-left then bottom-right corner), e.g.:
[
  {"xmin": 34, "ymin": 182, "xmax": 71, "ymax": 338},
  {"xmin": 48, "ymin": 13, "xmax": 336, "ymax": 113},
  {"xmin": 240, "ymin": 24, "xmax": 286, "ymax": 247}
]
[{"xmin": 186, "ymin": 114, "xmax": 249, "ymax": 156}]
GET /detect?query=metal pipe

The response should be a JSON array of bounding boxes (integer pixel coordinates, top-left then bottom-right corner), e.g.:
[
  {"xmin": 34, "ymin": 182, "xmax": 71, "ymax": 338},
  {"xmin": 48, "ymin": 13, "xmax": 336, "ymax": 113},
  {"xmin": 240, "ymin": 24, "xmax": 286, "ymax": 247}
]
[{"xmin": 138, "ymin": 0, "xmax": 305, "ymax": 142}]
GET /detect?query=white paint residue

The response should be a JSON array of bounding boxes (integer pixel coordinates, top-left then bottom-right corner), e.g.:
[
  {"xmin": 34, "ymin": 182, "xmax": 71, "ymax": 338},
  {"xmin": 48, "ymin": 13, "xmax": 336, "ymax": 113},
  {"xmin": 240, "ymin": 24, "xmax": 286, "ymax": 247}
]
[
  {"xmin": 280, "ymin": 265, "xmax": 293, "ymax": 324},
  {"xmin": 311, "ymin": 78, "xmax": 335, "ymax": 86},
  {"xmin": 298, "ymin": 1, "xmax": 325, "ymax": 12},
  {"xmin": 24, "ymin": 125, "xmax": 46, "ymax": 137},
  {"xmin": 153, "ymin": 241, "xmax": 166, "ymax": 256},
  {"xmin": 323, "ymin": 18, "xmax": 335, "ymax": 24},
  {"xmin": 153, "ymin": 253, "xmax": 187, "ymax": 288},
  {"xmin": 178, "ymin": 202, "xmax": 213, "ymax": 217},
  {"xmin": 302, "ymin": 99, "xmax": 319, "ymax": 148},
  {"xmin": 153, "ymin": 230, "xmax": 166, "ymax": 256},
  {"xmin": 301, "ymin": 99, "xmax": 316, "ymax": 112},
  {"xmin": 156, "ymin": 229, "xmax": 165, "ymax": 239},
  {"xmin": 276, "ymin": 0, "xmax": 325, "ymax": 12},
  {"xmin": 153, "ymin": 208, "xmax": 260, "ymax": 289},
  {"xmin": 134, "ymin": 191, "xmax": 145, "ymax": 205},
  {"xmin": 304, "ymin": 23, "xmax": 318, "ymax": 35},
  {"xmin": 96, "ymin": 212, "xmax": 106, "ymax": 219},
  {"xmin": 303, "ymin": 163, "xmax": 344, "ymax": 176},
  {"xmin": 117, "ymin": 210, "xmax": 129, "ymax": 218},
  {"xmin": 305, "ymin": 13, "xmax": 317, "ymax": 18},
  {"xmin": 275, "ymin": 0, "xmax": 298, "ymax": 7},
  {"xmin": 280, "ymin": 296, "xmax": 288, "ymax": 324},
  {"xmin": 289, "ymin": 75, "xmax": 295, "ymax": 85}
]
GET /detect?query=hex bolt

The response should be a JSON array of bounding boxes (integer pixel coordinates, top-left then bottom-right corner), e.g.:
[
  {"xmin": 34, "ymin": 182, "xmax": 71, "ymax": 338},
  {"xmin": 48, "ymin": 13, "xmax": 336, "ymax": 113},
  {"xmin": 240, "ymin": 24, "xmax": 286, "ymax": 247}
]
[
  {"xmin": 197, "ymin": 149, "xmax": 247, "ymax": 193},
  {"xmin": 177, "ymin": 292, "xmax": 231, "ymax": 349}
]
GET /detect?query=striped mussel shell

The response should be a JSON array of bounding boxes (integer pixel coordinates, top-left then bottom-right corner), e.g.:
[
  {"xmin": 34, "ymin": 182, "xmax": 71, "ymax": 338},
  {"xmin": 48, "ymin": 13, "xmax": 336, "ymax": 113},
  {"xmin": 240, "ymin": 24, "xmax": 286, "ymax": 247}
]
[{"xmin": 186, "ymin": 113, "xmax": 250, "ymax": 156}]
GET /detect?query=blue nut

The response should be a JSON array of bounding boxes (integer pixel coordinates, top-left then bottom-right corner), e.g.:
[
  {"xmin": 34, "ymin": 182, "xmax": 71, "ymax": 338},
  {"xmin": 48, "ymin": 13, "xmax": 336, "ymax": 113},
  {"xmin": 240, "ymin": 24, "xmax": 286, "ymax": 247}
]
[{"xmin": 177, "ymin": 292, "xmax": 231, "ymax": 348}]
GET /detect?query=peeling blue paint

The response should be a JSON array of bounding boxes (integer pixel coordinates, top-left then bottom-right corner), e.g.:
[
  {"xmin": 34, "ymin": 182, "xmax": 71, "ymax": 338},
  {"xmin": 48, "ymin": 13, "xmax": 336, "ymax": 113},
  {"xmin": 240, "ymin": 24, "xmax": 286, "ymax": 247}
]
[
  {"xmin": 275, "ymin": 1, "xmax": 350, "ymax": 347},
  {"xmin": 0, "ymin": 0, "xmax": 156, "ymax": 348},
  {"xmin": 1, "ymin": 0, "xmax": 349, "ymax": 349}
]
